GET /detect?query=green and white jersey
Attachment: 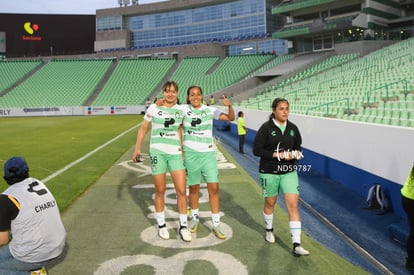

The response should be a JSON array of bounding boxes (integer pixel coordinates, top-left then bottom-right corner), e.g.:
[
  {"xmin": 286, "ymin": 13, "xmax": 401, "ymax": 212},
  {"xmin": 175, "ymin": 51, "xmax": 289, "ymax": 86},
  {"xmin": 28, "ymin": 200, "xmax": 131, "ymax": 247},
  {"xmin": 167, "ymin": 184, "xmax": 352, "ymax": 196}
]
[
  {"xmin": 144, "ymin": 103, "xmax": 184, "ymax": 155},
  {"xmin": 182, "ymin": 104, "xmax": 221, "ymax": 152}
]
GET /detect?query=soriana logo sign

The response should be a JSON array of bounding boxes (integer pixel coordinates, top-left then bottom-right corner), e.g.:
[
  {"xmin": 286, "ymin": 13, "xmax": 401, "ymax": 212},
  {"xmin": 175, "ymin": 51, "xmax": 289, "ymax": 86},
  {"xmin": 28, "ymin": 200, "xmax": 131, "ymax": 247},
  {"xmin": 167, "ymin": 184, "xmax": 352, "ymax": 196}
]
[{"xmin": 22, "ymin": 22, "xmax": 42, "ymax": 41}]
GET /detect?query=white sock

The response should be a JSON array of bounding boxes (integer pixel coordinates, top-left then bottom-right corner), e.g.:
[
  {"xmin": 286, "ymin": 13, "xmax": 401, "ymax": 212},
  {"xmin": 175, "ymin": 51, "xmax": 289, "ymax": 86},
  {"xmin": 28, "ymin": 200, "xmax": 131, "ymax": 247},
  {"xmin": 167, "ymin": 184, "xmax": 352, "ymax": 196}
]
[
  {"xmin": 212, "ymin": 213, "xmax": 220, "ymax": 227},
  {"xmin": 289, "ymin": 221, "xmax": 301, "ymax": 244},
  {"xmin": 263, "ymin": 212, "xmax": 273, "ymax": 230},
  {"xmin": 155, "ymin": 211, "xmax": 165, "ymax": 227},
  {"xmin": 179, "ymin": 213, "xmax": 188, "ymax": 227},
  {"xmin": 191, "ymin": 208, "xmax": 199, "ymax": 220}
]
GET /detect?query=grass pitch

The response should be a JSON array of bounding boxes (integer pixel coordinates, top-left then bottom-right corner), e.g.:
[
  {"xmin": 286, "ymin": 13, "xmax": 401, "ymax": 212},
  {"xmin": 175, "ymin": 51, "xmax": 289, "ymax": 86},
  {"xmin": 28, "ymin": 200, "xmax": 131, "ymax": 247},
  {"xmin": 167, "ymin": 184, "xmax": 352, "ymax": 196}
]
[{"xmin": 0, "ymin": 115, "xmax": 142, "ymax": 210}]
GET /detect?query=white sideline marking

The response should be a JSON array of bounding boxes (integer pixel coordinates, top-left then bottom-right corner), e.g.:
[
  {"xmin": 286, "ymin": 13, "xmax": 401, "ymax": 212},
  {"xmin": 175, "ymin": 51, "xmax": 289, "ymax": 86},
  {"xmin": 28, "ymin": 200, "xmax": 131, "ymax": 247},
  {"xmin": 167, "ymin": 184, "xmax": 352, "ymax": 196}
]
[{"xmin": 41, "ymin": 123, "xmax": 140, "ymax": 183}]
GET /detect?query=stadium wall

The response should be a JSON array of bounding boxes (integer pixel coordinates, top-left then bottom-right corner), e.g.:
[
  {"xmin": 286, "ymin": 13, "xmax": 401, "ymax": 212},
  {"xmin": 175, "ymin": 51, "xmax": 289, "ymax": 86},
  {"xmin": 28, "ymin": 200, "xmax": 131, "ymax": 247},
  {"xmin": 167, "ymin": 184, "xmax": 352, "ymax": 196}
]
[
  {"xmin": 224, "ymin": 108, "xmax": 414, "ymax": 218},
  {"xmin": 0, "ymin": 106, "xmax": 146, "ymax": 117}
]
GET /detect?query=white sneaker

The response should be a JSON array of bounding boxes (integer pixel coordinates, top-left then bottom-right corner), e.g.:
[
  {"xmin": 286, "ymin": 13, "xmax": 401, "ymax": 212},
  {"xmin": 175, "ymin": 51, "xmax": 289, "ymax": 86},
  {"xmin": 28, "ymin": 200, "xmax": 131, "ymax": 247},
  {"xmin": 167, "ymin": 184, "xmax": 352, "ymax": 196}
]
[
  {"xmin": 188, "ymin": 219, "xmax": 199, "ymax": 233},
  {"xmin": 212, "ymin": 225, "xmax": 226, "ymax": 239},
  {"xmin": 265, "ymin": 228, "xmax": 275, "ymax": 243},
  {"xmin": 179, "ymin": 226, "xmax": 192, "ymax": 242},
  {"xmin": 293, "ymin": 243, "xmax": 310, "ymax": 256},
  {"xmin": 158, "ymin": 224, "xmax": 169, "ymax": 240}
]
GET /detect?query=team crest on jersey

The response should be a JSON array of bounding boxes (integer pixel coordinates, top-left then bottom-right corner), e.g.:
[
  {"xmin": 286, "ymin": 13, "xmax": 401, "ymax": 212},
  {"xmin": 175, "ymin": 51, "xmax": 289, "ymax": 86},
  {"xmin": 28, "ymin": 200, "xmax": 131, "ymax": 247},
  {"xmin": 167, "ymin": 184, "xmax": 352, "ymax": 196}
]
[
  {"xmin": 290, "ymin": 129, "xmax": 295, "ymax": 136},
  {"xmin": 201, "ymin": 111, "xmax": 207, "ymax": 118},
  {"xmin": 174, "ymin": 112, "xmax": 182, "ymax": 119}
]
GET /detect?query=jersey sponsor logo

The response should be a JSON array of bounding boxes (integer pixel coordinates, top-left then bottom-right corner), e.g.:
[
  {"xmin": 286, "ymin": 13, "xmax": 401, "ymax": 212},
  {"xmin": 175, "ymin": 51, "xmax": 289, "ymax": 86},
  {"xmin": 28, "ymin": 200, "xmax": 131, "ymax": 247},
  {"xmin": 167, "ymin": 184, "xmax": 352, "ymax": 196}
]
[
  {"xmin": 191, "ymin": 118, "xmax": 202, "ymax": 127},
  {"xmin": 186, "ymin": 130, "xmax": 205, "ymax": 136},
  {"xmin": 159, "ymin": 131, "xmax": 176, "ymax": 137},
  {"xmin": 164, "ymin": 118, "xmax": 175, "ymax": 127}
]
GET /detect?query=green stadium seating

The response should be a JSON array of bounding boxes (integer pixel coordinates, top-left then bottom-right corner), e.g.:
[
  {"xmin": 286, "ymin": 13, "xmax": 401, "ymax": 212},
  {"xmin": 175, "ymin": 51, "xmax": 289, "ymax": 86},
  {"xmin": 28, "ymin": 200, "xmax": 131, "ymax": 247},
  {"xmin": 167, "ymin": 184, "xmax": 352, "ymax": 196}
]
[
  {"xmin": 239, "ymin": 38, "xmax": 414, "ymax": 127},
  {"xmin": 0, "ymin": 59, "xmax": 112, "ymax": 107},
  {"xmin": 92, "ymin": 58, "xmax": 175, "ymax": 106},
  {"xmin": 0, "ymin": 60, "xmax": 43, "ymax": 94}
]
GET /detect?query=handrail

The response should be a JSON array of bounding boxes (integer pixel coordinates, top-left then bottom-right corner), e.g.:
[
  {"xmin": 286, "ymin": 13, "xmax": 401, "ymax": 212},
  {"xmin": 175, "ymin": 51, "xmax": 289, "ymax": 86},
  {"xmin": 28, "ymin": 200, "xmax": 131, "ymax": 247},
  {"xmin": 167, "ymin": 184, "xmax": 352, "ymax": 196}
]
[
  {"xmin": 283, "ymin": 87, "xmax": 310, "ymax": 99},
  {"xmin": 318, "ymin": 75, "xmax": 345, "ymax": 91},
  {"xmin": 365, "ymin": 79, "xmax": 408, "ymax": 104},
  {"xmin": 245, "ymin": 97, "xmax": 273, "ymax": 110},
  {"xmin": 306, "ymin": 98, "xmax": 350, "ymax": 116}
]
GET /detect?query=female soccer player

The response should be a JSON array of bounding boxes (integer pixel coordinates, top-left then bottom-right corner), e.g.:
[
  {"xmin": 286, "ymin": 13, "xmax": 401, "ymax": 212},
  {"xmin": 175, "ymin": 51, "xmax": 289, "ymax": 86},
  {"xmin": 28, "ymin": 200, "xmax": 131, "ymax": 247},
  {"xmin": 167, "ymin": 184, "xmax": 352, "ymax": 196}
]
[
  {"xmin": 253, "ymin": 97, "xmax": 309, "ymax": 256},
  {"xmin": 182, "ymin": 86, "xmax": 234, "ymax": 239},
  {"xmin": 132, "ymin": 81, "xmax": 191, "ymax": 242}
]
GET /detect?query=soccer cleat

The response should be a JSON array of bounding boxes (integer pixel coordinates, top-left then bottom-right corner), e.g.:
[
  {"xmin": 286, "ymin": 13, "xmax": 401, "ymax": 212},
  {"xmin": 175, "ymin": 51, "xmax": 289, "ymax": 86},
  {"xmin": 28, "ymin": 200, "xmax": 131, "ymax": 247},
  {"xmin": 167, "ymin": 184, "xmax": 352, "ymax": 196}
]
[
  {"xmin": 265, "ymin": 228, "xmax": 275, "ymax": 243},
  {"xmin": 188, "ymin": 219, "xmax": 199, "ymax": 233},
  {"xmin": 31, "ymin": 266, "xmax": 47, "ymax": 275},
  {"xmin": 212, "ymin": 225, "xmax": 226, "ymax": 239},
  {"xmin": 158, "ymin": 224, "xmax": 170, "ymax": 240},
  {"xmin": 293, "ymin": 243, "xmax": 310, "ymax": 257},
  {"xmin": 178, "ymin": 226, "xmax": 192, "ymax": 242}
]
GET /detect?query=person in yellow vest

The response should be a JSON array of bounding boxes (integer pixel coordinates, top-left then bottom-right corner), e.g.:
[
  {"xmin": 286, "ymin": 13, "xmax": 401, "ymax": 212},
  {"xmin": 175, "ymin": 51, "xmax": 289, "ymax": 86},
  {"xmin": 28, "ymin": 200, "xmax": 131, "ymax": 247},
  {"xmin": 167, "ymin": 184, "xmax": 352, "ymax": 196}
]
[
  {"xmin": 209, "ymin": 95, "xmax": 215, "ymax": 106},
  {"xmin": 402, "ymin": 164, "xmax": 414, "ymax": 271},
  {"xmin": 237, "ymin": 111, "xmax": 247, "ymax": 154}
]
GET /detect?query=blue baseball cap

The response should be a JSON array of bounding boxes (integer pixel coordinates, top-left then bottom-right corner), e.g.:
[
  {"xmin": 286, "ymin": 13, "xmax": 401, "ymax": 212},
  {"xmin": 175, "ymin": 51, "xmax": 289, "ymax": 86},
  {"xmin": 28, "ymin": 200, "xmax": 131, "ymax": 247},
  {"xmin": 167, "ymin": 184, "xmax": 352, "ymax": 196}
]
[{"xmin": 4, "ymin": 156, "xmax": 29, "ymax": 179}]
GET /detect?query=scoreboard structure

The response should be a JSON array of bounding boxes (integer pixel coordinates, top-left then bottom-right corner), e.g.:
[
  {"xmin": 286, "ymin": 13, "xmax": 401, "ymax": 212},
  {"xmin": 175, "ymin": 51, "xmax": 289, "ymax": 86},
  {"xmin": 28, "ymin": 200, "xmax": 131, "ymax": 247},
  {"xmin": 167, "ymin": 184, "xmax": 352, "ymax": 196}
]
[{"xmin": 0, "ymin": 13, "xmax": 95, "ymax": 58}]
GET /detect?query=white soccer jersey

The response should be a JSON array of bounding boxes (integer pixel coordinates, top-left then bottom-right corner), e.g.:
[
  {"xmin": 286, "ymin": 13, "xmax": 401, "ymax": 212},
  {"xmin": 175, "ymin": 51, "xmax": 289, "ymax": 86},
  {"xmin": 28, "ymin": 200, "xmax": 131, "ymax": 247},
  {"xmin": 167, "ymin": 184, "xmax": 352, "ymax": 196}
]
[
  {"xmin": 3, "ymin": 177, "xmax": 66, "ymax": 263},
  {"xmin": 144, "ymin": 103, "xmax": 184, "ymax": 155},
  {"xmin": 182, "ymin": 104, "xmax": 221, "ymax": 152}
]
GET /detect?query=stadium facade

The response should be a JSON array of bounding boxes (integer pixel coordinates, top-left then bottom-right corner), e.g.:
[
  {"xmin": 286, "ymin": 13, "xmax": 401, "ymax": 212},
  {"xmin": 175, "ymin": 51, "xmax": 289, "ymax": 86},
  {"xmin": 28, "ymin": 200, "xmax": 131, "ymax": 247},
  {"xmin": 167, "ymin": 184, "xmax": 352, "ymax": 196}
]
[
  {"xmin": 1, "ymin": 0, "xmax": 413, "ymax": 59},
  {"xmin": 272, "ymin": 0, "xmax": 414, "ymax": 53},
  {"xmin": 95, "ymin": 0, "xmax": 414, "ymax": 59},
  {"xmin": 95, "ymin": 0, "xmax": 289, "ymax": 59}
]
